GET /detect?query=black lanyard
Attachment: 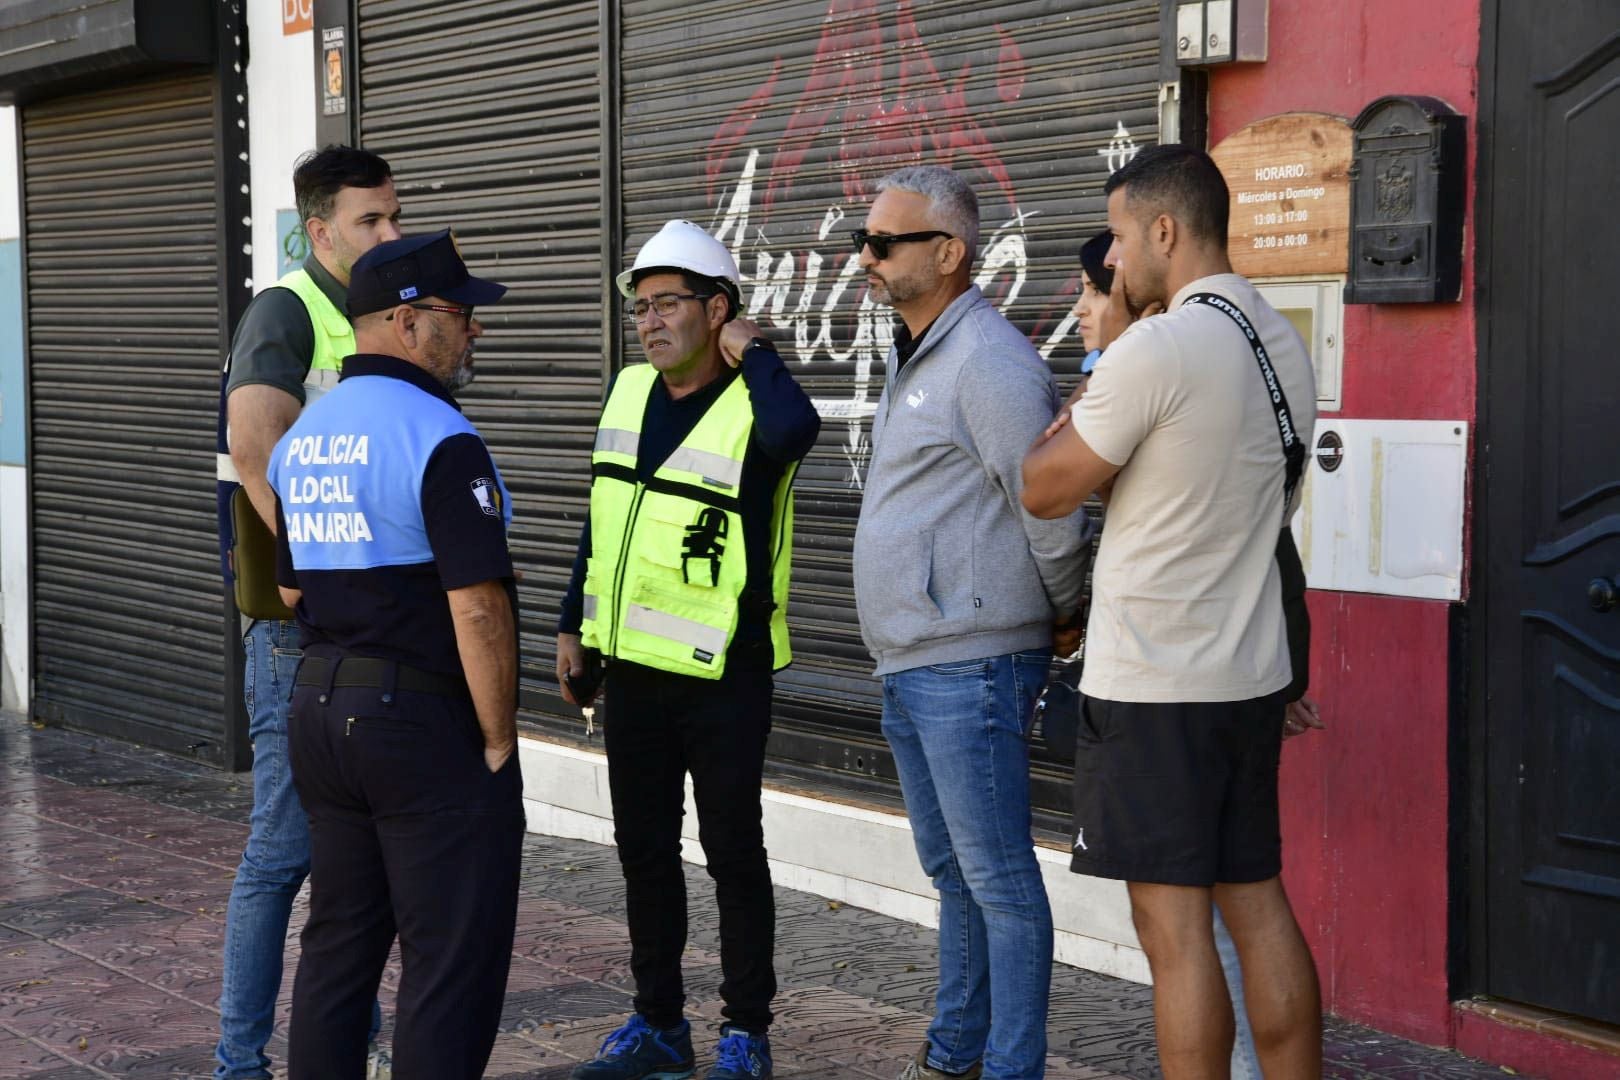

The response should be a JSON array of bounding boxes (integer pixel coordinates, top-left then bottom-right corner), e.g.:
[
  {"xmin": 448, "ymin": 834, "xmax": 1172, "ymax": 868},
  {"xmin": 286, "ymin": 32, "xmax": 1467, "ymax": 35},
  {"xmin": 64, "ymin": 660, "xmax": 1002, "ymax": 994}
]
[{"xmin": 1181, "ymin": 292, "xmax": 1306, "ymax": 524}]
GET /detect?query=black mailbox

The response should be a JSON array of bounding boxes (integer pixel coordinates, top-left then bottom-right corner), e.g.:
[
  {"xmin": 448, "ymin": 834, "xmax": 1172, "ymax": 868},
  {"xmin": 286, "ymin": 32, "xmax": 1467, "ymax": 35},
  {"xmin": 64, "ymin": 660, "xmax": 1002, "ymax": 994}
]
[{"xmin": 1345, "ymin": 95, "xmax": 1466, "ymax": 304}]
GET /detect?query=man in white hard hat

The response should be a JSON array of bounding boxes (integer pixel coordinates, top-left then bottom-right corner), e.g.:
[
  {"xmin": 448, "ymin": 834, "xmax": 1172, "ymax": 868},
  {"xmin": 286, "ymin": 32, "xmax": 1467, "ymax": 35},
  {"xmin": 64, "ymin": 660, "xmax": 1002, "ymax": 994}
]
[{"xmin": 556, "ymin": 219, "xmax": 820, "ymax": 1080}]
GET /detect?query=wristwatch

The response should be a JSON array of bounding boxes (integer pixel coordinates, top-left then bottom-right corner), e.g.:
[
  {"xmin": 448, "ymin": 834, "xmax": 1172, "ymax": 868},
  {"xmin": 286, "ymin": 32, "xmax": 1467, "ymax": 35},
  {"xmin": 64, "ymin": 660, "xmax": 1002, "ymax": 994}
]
[{"xmin": 745, "ymin": 336, "xmax": 775, "ymax": 355}]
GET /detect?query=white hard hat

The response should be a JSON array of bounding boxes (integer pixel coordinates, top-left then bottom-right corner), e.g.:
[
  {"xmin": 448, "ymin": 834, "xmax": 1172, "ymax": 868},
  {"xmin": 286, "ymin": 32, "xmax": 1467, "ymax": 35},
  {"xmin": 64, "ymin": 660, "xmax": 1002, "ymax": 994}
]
[{"xmin": 615, "ymin": 219, "xmax": 741, "ymax": 301}]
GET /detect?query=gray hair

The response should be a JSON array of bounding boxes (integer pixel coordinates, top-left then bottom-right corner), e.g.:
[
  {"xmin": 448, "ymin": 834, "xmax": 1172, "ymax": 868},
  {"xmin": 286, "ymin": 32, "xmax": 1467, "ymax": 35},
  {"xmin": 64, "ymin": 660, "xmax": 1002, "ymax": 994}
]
[{"xmin": 876, "ymin": 165, "xmax": 980, "ymax": 259}]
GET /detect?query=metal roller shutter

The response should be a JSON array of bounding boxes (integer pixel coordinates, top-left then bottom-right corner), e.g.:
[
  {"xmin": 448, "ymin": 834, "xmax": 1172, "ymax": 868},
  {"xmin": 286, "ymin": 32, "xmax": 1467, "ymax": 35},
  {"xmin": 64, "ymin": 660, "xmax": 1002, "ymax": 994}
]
[
  {"xmin": 620, "ymin": 0, "xmax": 1159, "ymax": 827},
  {"xmin": 23, "ymin": 73, "xmax": 228, "ymax": 756},
  {"xmin": 355, "ymin": 0, "xmax": 604, "ymax": 727}
]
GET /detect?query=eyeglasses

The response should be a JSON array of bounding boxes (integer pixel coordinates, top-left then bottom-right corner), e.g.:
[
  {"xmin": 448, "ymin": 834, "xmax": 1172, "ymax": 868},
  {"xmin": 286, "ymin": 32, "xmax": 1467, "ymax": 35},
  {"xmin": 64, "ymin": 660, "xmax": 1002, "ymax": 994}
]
[
  {"xmin": 388, "ymin": 303, "xmax": 474, "ymax": 327},
  {"xmin": 849, "ymin": 229, "xmax": 953, "ymax": 260},
  {"xmin": 628, "ymin": 292, "xmax": 714, "ymax": 324}
]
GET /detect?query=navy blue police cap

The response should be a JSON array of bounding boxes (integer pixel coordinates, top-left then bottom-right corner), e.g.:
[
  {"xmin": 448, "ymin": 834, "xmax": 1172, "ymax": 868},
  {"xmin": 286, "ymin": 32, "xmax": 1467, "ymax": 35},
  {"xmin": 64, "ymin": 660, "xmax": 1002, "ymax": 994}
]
[
  {"xmin": 1079, "ymin": 229, "xmax": 1114, "ymax": 295},
  {"xmin": 346, "ymin": 229, "xmax": 508, "ymax": 318}
]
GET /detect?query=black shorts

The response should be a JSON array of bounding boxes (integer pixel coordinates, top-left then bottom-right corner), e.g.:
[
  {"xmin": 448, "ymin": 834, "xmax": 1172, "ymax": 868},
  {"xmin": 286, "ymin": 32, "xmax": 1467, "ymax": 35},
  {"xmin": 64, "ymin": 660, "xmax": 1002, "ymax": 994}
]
[{"xmin": 1068, "ymin": 692, "xmax": 1286, "ymax": 886}]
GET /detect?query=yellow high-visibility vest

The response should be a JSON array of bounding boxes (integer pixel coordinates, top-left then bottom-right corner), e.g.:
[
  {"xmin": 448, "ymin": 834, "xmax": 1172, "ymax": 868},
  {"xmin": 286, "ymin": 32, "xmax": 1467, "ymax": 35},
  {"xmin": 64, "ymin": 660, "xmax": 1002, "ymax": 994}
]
[
  {"xmin": 278, "ymin": 267, "xmax": 350, "ymax": 404},
  {"xmin": 580, "ymin": 363, "xmax": 796, "ymax": 679}
]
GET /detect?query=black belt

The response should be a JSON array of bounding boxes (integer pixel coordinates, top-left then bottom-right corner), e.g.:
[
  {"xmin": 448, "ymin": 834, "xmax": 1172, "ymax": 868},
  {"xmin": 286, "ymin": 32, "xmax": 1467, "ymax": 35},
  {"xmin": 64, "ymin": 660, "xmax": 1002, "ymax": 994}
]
[{"xmin": 295, "ymin": 655, "xmax": 469, "ymax": 701}]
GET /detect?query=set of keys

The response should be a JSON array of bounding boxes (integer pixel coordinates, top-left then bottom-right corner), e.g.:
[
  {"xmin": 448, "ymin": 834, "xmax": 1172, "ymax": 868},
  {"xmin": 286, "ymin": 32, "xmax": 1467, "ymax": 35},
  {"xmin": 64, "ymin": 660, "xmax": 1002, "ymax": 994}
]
[{"xmin": 582, "ymin": 705, "xmax": 596, "ymax": 737}]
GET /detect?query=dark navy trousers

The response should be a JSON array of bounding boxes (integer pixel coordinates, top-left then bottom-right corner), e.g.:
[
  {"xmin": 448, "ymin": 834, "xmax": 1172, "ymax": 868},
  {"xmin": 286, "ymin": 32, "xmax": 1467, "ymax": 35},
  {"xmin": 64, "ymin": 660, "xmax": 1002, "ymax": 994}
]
[{"xmin": 285, "ymin": 666, "xmax": 524, "ymax": 1079}]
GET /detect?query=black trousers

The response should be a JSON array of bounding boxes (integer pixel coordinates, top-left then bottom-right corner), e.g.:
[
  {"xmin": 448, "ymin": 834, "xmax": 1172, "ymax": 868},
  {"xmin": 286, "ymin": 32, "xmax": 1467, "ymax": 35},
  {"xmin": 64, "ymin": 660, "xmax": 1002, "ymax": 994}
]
[
  {"xmin": 286, "ymin": 660, "xmax": 525, "ymax": 1080},
  {"xmin": 603, "ymin": 659, "xmax": 777, "ymax": 1032}
]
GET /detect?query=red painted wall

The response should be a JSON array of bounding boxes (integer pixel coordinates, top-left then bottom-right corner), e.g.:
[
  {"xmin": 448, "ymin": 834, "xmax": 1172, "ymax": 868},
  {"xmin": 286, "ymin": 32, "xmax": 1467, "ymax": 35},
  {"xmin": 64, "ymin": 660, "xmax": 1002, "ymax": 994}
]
[
  {"xmin": 1282, "ymin": 593, "xmax": 1454, "ymax": 1043},
  {"xmin": 1454, "ymin": 1008, "xmax": 1620, "ymax": 1080},
  {"xmin": 1208, "ymin": 0, "xmax": 1482, "ymax": 1047}
]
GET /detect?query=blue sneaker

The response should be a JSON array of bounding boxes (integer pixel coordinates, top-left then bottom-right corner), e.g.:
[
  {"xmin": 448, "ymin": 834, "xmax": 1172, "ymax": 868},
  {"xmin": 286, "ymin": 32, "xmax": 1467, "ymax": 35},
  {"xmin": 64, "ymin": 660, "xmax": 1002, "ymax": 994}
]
[
  {"xmin": 570, "ymin": 1014, "xmax": 696, "ymax": 1079},
  {"xmin": 705, "ymin": 1026, "xmax": 772, "ymax": 1079}
]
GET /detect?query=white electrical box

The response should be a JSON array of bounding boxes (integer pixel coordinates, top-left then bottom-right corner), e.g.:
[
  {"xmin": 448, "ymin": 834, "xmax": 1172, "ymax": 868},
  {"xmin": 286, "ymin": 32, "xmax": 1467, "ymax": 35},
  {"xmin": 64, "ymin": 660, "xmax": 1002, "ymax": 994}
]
[
  {"xmin": 1256, "ymin": 275, "xmax": 1344, "ymax": 412},
  {"xmin": 1175, "ymin": 0, "xmax": 1268, "ymax": 65},
  {"xmin": 1292, "ymin": 418, "xmax": 1468, "ymax": 601}
]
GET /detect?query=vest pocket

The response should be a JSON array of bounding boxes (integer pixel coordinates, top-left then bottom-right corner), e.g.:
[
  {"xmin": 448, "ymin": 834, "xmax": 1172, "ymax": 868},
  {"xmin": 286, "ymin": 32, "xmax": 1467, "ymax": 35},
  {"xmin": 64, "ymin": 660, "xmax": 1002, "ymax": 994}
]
[{"xmin": 635, "ymin": 505, "xmax": 730, "ymax": 588}]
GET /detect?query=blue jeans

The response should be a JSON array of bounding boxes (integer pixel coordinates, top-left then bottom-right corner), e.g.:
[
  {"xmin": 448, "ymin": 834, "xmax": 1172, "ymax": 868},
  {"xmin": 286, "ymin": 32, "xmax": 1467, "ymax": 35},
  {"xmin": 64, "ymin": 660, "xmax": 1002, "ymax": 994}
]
[
  {"xmin": 882, "ymin": 650, "xmax": 1054, "ymax": 1080},
  {"xmin": 215, "ymin": 619, "xmax": 380, "ymax": 1079},
  {"xmin": 1215, "ymin": 907, "xmax": 1261, "ymax": 1080}
]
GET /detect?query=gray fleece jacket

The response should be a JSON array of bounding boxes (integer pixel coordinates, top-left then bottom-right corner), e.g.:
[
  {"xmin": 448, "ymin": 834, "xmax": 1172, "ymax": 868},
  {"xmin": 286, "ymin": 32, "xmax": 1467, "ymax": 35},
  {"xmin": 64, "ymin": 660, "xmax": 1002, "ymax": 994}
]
[{"xmin": 853, "ymin": 286, "xmax": 1093, "ymax": 676}]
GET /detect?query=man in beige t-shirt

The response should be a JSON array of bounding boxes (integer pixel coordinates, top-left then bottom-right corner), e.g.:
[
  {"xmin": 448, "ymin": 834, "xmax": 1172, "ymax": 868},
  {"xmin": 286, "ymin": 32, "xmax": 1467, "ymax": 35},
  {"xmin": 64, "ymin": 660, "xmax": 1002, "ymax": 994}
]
[{"xmin": 1023, "ymin": 144, "xmax": 1322, "ymax": 1079}]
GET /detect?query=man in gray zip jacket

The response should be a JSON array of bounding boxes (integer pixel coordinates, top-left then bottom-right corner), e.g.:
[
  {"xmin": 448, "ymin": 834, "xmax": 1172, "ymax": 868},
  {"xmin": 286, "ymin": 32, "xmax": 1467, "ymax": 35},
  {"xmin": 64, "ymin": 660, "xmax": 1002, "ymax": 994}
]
[{"xmin": 851, "ymin": 165, "xmax": 1092, "ymax": 1080}]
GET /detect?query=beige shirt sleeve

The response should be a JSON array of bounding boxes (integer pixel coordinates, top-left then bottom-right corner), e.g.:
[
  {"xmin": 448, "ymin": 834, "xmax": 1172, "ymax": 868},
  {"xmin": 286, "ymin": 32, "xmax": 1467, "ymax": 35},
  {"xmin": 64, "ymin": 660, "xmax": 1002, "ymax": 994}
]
[{"xmin": 1073, "ymin": 320, "xmax": 1179, "ymax": 467}]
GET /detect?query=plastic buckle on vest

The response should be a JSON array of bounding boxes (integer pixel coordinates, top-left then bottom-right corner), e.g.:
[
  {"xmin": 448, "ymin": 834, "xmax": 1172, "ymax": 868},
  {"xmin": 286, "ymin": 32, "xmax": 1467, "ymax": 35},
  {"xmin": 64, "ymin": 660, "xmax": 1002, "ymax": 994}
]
[{"xmin": 681, "ymin": 507, "xmax": 728, "ymax": 587}]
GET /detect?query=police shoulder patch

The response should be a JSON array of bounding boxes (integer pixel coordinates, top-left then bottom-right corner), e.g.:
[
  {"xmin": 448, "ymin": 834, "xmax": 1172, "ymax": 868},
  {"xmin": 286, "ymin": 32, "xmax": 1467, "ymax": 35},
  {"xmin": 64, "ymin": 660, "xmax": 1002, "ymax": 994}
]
[{"xmin": 469, "ymin": 477, "xmax": 501, "ymax": 517}]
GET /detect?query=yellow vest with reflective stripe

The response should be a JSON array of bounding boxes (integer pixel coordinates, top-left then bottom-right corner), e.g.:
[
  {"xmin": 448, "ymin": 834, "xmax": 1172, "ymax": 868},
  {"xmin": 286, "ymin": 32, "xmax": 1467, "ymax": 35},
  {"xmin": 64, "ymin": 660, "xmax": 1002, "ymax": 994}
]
[
  {"xmin": 279, "ymin": 267, "xmax": 350, "ymax": 404},
  {"xmin": 217, "ymin": 267, "xmax": 353, "ymax": 485},
  {"xmin": 580, "ymin": 363, "xmax": 796, "ymax": 679}
]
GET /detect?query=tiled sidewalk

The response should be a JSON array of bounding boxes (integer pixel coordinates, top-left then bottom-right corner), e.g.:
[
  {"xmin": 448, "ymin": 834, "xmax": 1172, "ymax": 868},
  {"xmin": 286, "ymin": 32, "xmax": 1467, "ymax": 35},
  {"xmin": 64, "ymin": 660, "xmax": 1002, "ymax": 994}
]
[{"xmin": 0, "ymin": 715, "xmax": 1511, "ymax": 1079}]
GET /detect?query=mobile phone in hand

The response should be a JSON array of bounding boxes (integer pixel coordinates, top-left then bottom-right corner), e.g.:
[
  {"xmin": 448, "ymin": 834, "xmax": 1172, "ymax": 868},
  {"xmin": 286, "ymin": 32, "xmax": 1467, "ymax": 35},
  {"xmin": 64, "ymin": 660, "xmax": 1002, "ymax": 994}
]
[{"xmin": 563, "ymin": 648, "xmax": 604, "ymax": 704}]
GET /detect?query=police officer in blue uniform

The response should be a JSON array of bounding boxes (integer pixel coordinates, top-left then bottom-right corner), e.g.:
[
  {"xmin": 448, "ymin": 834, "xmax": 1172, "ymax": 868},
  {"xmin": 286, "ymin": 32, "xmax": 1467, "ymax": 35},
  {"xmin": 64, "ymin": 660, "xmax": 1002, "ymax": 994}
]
[{"xmin": 267, "ymin": 230, "xmax": 521, "ymax": 1079}]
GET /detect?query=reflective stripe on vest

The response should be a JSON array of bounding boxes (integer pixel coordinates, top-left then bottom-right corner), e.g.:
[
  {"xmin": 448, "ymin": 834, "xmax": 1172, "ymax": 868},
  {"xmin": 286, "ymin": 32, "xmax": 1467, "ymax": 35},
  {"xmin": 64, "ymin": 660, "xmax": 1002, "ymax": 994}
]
[
  {"xmin": 594, "ymin": 427, "xmax": 640, "ymax": 458},
  {"xmin": 624, "ymin": 603, "xmax": 730, "ymax": 658},
  {"xmin": 663, "ymin": 445, "xmax": 744, "ymax": 489},
  {"xmin": 579, "ymin": 363, "xmax": 795, "ymax": 678}
]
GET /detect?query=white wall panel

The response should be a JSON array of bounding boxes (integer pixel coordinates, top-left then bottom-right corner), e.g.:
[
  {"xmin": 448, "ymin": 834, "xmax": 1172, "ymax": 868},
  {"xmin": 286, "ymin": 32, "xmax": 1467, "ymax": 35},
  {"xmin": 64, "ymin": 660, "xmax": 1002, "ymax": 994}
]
[
  {"xmin": 0, "ymin": 106, "xmax": 16, "ymax": 242},
  {"xmin": 1, "ymin": 465, "xmax": 26, "ymax": 712},
  {"xmin": 1294, "ymin": 418, "xmax": 1469, "ymax": 601},
  {"xmin": 246, "ymin": 0, "xmax": 316, "ymax": 292}
]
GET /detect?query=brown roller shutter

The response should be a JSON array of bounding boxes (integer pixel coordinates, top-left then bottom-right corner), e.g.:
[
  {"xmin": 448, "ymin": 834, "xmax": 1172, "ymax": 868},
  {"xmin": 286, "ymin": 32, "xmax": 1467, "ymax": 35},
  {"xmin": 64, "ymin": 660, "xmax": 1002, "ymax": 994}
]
[
  {"xmin": 619, "ymin": 0, "xmax": 1160, "ymax": 827},
  {"xmin": 23, "ymin": 73, "xmax": 230, "ymax": 756},
  {"xmin": 355, "ymin": 0, "xmax": 605, "ymax": 727}
]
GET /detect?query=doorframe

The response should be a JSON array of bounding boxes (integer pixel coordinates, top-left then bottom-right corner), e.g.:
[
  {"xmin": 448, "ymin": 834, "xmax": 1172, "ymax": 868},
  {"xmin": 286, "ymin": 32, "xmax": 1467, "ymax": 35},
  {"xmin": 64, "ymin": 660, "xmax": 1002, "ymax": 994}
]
[
  {"xmin": 1462, "ymin": 0, "xmax": 1502, "ymax": 1005},
  {"xmin": 15, "ymin": 106, "xmax": 35, "ymax": 722},
  {"xmin": 214, "ymin": 2, "xmax": 253, "ymax": 770}
]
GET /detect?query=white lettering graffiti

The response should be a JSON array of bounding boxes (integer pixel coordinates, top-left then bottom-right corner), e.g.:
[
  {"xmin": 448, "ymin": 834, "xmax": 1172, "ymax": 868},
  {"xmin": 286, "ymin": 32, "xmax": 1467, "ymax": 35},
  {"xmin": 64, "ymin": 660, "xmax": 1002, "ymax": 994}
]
[
  {"xmin": 710, "ymin": 151, "xmax": 1038, "ymax": 488},
  {"xmin": 1100, "ymin": 122, "xmax": 1141, "ymax": 173}
]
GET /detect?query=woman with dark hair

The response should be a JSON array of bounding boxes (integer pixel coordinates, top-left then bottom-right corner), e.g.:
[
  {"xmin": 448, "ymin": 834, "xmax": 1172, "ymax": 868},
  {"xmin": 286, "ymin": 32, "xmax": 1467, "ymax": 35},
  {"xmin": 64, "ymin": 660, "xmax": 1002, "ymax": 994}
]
[{"xmin": 1074, "ymin": 229, "xmax": 1115, "ymax": 394}]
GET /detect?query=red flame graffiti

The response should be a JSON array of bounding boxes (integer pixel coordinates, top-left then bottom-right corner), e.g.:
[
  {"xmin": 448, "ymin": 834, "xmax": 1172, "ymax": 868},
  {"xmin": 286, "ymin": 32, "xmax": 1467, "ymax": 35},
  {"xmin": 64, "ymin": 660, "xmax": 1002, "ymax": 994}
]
[{"xmin": 705, "ymin": 0, "xmax": 1023, "ymax": 223}]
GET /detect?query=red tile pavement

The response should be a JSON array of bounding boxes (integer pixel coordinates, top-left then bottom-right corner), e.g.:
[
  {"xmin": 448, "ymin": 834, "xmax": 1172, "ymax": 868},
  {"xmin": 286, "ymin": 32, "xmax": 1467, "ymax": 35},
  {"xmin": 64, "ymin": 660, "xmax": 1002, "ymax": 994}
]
[{"xmin": 0, "ymin": 716, "xmax": 1516, "ymax": 1079}]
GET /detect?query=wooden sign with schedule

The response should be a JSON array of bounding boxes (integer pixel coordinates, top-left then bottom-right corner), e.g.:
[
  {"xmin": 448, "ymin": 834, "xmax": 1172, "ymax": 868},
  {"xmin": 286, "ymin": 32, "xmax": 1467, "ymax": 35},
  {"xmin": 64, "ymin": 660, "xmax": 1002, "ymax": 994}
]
[{"xmin": 1211, "ymin": 113, "xmax": 1353, "ymax": 279}]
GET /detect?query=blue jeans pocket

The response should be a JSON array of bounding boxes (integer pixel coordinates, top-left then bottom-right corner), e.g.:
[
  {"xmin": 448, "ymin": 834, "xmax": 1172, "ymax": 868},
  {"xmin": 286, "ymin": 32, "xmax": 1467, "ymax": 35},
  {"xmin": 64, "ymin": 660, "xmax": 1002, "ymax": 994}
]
[{"xmin": 926, "ymin": 657, "xmax": 990, "ymax": 676}]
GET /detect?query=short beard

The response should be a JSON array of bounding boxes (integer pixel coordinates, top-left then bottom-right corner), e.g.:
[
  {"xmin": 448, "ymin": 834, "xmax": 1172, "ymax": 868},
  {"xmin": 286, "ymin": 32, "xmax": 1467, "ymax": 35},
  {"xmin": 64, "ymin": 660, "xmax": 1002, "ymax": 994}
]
[
  {"xmin": 867, "ymin": 267, "xmax": 929, "ymax": 308},
  {"xmin": 329, "ymin": 230, "xmax": 363, "ymax": 281},
  {"xmin": 445, "ymin": 359, "xmax": 475, "ymax": 394},
  {"xmin": 1121, "ymin": 260, "xmax": 1168, "ymax": 318},
  {"xmin": 425, "ymin": 320, "xmax": 475, "ymax": 394}
]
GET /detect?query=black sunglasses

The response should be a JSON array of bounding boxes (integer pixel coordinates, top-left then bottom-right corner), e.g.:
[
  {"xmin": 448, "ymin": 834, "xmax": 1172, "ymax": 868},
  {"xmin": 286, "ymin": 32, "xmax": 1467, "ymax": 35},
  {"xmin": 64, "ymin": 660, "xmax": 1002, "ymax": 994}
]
[{"xmin": 849, "ymin": 229, "xmax": 954, "ymax": 260}]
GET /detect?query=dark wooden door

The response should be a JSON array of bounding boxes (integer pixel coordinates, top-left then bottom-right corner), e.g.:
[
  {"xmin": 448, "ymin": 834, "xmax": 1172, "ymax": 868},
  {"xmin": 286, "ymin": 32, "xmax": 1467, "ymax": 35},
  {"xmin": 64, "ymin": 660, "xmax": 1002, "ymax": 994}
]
[{"xmin": 1479, "ymin": 0, "xmax": 1620, "ymax": 1025}]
